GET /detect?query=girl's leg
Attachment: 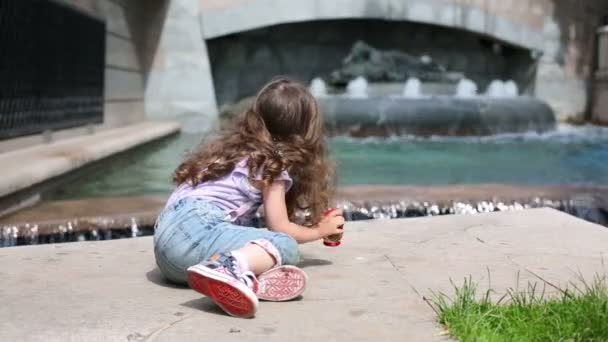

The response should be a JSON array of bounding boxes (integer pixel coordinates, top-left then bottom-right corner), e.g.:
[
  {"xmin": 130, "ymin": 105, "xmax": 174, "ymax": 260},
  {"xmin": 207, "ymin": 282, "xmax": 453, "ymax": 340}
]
[
  {"xmin": 230, "ymin": 243, "xmax": 275, "ymax": 275},
  {"xmin": 188, "ymin": 221, "xmax": 306, "ymax": 310},
  {"xmin": 228, "ymin": 241, "xmax": 309, "ymax": 301},
  {"xmin": 154, "ymin": 197, "xmax": 299, "ymax": 284},
  {"xmin": 153, "ymin": 199, "xmax": 227, "ymax": 284},
  {"xmin": 202, "ymin": 220, "xmax": 300, "ymax": 271}
]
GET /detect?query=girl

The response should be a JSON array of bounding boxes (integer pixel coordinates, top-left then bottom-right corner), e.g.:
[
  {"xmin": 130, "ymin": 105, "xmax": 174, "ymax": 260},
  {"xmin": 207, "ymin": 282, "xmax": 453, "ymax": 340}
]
[{"xmin": 154, "ymin": 78, "xmax": 345, "ymax": 318}]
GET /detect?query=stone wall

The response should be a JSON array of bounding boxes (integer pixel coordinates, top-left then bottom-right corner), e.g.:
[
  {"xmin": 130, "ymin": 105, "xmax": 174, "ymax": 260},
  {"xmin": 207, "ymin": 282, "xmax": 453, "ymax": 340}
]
[
  {"xmin": 536, "ymin": 0, "xmax": 608, "ymax": 122},
  {"xmin": 42, "ymin": 0, "xmax": 219, "ymax": 136},
  {"xmin": 52, "ymin": 0, "xmax": 608, "ymax": 124},
  {"xmin": 141, "ymin": 0, "xmax": 218, "ymax": 124},
  {"xmin": 57, "ymin": 0, "xmax": 148, "ymax": 127},
  {"xmin": 592, "ymin": 27, "xmax": 608, "ymax": 125},
  {"xmin": 198, "ymin": 0, "xmax": 608, "ymax": 122},
  {"xmin": 55, "ymin": 0, "xmax": 219, "ymax": 129}
]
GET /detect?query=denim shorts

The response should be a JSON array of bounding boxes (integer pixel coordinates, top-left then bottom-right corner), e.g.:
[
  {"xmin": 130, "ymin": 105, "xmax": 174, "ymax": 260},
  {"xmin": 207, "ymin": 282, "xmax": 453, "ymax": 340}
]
[{"xmin": 153, "ymin": 197, "xmax": 299, "ymax": 284}]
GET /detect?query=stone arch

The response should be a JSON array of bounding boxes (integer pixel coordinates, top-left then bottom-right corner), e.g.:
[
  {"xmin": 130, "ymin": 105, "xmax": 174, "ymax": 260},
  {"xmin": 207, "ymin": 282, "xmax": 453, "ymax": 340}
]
[
  {"xmin": 200, "ymin": 0, "xmax": 543, "ymax": 51},
  {"xmin": 205, "ymin": 18, "xmax": 537, "ymax": 106}
]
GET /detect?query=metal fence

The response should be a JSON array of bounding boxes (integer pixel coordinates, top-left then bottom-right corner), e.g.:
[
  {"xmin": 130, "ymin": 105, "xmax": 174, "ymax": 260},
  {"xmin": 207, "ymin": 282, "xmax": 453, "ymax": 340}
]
[{"xmin": 0, "ymin": 0, "xmax": 105, "ymax": 140}]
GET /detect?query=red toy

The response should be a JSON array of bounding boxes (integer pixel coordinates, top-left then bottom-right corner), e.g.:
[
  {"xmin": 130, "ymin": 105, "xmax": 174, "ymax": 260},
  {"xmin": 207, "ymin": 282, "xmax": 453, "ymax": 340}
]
[{"xmin": 323, "ymin": 208, "xmax": 344, "ymax": 247}]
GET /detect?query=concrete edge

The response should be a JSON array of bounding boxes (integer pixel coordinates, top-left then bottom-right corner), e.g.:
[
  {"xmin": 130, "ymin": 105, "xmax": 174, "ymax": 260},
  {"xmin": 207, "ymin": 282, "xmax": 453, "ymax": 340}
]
[
  {"xmin": 0, "ymin": 121, "xmax": 181, "ymax": 199},
  {"xmin": 3, "ymin": 182, "xmax": 607, "ymax": 238}
]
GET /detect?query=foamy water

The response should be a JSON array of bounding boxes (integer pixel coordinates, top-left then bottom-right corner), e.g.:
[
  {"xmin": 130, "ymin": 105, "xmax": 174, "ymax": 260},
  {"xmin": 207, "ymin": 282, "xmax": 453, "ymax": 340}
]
[{"xmin": 332, "ymin": 124, "xmax": 608, "ymax": 144}]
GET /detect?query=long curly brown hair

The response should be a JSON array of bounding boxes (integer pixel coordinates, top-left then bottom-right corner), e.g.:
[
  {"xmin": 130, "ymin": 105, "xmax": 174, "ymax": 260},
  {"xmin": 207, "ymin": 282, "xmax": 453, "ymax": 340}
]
[{"xmin": 174, "ymin": 78, "xmax": 334, "ymax": 224}]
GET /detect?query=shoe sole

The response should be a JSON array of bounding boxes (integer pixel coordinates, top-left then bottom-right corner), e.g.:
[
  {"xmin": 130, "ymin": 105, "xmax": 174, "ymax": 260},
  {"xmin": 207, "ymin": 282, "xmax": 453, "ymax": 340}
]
[
  {"xmin": 257, "ymin": 265, "xmax": 308, "ymax": 301},
  {"xmin": 187, "ymin": 265, "xmax": 258, "ymax": 318}
]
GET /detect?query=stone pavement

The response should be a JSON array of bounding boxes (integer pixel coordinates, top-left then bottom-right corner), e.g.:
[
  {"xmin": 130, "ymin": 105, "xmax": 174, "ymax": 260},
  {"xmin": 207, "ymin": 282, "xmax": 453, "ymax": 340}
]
[{"xmin": 1, "ymin": 208, "xmax": 607, "ymax": 341}]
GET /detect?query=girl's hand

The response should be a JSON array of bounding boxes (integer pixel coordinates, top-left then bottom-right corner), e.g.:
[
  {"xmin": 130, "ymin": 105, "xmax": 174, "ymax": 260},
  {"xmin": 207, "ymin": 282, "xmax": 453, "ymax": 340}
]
[
  {"xmin": 317, "ymin": 209, "xmax": 345, "ymax": 238},
  {"xmin": 264, "ymin": 182, "xmax": 340, "ymax": 243}
]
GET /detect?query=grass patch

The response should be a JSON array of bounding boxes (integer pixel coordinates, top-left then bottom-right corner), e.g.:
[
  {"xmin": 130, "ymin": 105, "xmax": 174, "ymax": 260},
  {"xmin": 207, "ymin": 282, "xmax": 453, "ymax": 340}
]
[{"xmin": 426, "ymin": 273, "xmax": 608, "ymax": 341}]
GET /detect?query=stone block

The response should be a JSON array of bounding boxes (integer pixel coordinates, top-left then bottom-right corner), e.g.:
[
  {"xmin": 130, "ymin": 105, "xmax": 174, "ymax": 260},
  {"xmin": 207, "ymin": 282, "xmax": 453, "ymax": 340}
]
[
  {"xmin": 200, "ymin": 0, "xmax": 543, "ymax": 52},
  {"xmin": 437, "ymin": 4, "xmax": 460, "ymax": 27},
  {"xmin": 105, "ymin": 34, "xmax": 140, "ymax": 71},
  {"xmin": 149, "ymin": 65, "xmax": 210, "ymax": 101},
  {"xmin": 315, "ymin": 0, "xmax": 368, "ymax": 20},
  {"xmin": 58, "ymin": 0, "xmax": 100, "ymax": 18},
  {"xmin": 536, "ymin": 63, "xmax": 587, "ymax": 121},
  {"xmin": 592, "ymin": 79, "xmax": 608, "ymax": 125},
  {"xmin": 146, "ymin": 0, "xmax": 217, "ymax": 119},
  {"xmin": 104, "ymin": 69, "xmax": 145, "ymax": 101},
  {"xmin": 95, "ymin": 0, "xmax": 131, "ymax": 38},
  {"xmin": 464, "ymin": 7, "xmax": 487, "ymax": 34},
  {"xmin": 103, "ymin": 100, "xmax": 145, "ymax": 127},
  {"xmin": 407, "ymin": 2, "xmax": 436, "ymax": 23},
  {"xmin": 598, "ymin": 27, "xmax": 608, "ymax": 71},
  {"xmin": 536, "ymin": 62, "xmax": 566, "ymax": 80}
]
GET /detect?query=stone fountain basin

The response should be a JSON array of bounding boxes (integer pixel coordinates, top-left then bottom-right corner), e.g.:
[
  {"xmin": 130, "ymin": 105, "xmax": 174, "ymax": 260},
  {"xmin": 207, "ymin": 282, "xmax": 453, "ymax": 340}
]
[{"xmin": 318, "ymin": 96, "xmax": 556, "ymax": 137}]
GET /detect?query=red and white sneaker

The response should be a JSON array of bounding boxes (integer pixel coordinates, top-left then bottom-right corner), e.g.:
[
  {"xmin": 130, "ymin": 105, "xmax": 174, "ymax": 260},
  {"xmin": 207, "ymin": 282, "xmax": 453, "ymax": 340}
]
[
  {"xmin": 256, "ymin": 265, "xmax": 308, "ymax": 301},
  {"xmin": 187, "ymin": 254, "xmax": 259, "ymax": 318}
]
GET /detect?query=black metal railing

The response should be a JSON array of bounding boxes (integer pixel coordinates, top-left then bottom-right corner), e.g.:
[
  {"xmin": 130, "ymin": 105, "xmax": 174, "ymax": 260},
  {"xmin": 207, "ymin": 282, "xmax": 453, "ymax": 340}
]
[{"xmin": 0, "ymin": 0, "xmax": 105, "ymax": 140}]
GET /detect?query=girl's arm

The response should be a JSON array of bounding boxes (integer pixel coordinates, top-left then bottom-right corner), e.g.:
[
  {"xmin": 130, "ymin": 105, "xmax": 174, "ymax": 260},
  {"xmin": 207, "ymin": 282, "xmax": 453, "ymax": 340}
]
[{"xmin": 263, "ymin": 181, "xmax": 344, "ymax": 244}]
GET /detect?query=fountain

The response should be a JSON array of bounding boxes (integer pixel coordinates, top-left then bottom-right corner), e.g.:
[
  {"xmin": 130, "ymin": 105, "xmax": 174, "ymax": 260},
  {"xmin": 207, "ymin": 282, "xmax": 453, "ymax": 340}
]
[
  {"xmin": 504, "ymin": 80, "xmax": 519, "ymax": 97},
  {"xmin": 316, "ymin": 41, "xmax": 555, "ymax": 137},
  {"xmin": 345, "ymin": 76, "xmax": 368, "ymax": 98},
  {"xmin": 403, "ymin": 78, "xmax": 423, "ymax": 98},
  {"xmin": 486, "ymin": 80, "xmax": 507, "ymax": 98},
  {"xmin": 309, "ymin": 77, "xmax": 328, "ymax": 98},
  {"xmin": 485, "ymin": 80, "xmax": 518, "ymax": 98},
  {"xmin": 455, "ymin": 78, "xmax": 478, "ymax": 98}
]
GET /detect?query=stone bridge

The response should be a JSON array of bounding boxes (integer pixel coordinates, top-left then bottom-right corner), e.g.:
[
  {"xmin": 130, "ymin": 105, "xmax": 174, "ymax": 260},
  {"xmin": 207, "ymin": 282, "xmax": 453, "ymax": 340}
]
[{"xmin": 61, "ymin": 0, "xmax": 608, "ymax": 125}]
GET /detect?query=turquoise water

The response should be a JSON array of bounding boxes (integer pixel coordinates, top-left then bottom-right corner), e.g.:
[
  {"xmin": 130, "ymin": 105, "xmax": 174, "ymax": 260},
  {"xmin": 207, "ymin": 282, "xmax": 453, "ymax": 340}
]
[{"xmin": 47, "ymin": 125, "xmax": 608, "ymax": 200}]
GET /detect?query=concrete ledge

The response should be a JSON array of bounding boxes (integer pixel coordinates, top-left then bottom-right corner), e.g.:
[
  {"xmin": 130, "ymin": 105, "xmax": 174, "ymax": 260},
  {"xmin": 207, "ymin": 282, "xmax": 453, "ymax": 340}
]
[
  {"xmin": 0, "ymin": 121, "xmax": 180, "ymax": 199},
  {"xmin": 0, "ymin": 209, "xmax": 606, "ymax": 340},
  {"xmin": 2, "ymin": 184, "xmax": 607, "ymax": 238}
]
